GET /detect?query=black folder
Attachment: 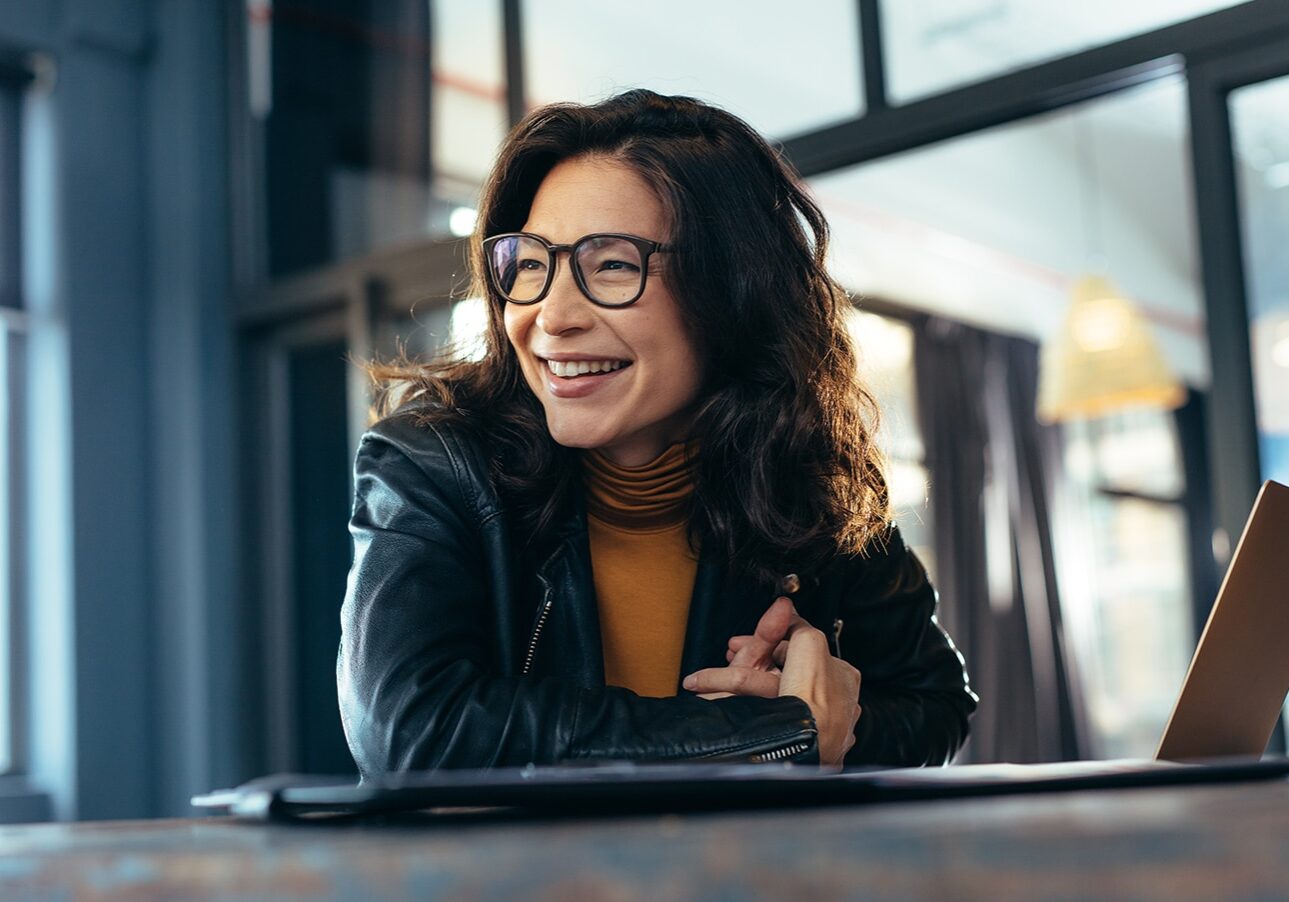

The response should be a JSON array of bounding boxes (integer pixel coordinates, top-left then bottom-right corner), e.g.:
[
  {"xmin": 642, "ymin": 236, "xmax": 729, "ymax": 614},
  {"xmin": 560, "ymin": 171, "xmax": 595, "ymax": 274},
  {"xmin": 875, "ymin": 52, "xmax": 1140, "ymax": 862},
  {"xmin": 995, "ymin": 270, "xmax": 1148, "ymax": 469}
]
[{"xmin": 192, "ymin": 757, "xmax": 1289, "ymax": 822}]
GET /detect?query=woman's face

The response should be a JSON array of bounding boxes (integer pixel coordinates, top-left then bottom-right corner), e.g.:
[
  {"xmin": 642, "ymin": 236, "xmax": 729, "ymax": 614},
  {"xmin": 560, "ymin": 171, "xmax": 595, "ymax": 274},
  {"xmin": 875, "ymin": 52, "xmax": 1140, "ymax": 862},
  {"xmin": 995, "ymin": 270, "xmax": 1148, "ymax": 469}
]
[{"xmin": 503, "ymin": 156, "xmax": 704, "ymax": 467}]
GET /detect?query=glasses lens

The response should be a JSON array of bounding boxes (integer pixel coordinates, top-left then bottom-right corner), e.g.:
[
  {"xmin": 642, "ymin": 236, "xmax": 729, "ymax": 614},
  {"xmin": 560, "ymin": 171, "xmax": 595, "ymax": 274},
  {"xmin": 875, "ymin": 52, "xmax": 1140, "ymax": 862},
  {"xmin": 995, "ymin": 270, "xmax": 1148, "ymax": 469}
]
[
  {"xmin": 575, "ymin": 236, "xmax": 646, "ymax": 305},
  {"xmin": 488, "ymin": 235, "xmax": 550, "ymax": 302}
]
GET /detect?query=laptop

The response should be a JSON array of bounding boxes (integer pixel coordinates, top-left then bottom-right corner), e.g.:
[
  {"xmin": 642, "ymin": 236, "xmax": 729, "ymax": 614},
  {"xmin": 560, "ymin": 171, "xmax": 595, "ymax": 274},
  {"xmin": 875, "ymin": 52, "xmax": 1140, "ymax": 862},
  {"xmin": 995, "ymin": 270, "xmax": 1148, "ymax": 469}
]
[
  {"xmin": 194, "ymin": 481, "xmax": 1289, "ymax": 821},
  {"xmin": 1155, "ymin": 479, "xmax": 1289, "ymax": 761}
]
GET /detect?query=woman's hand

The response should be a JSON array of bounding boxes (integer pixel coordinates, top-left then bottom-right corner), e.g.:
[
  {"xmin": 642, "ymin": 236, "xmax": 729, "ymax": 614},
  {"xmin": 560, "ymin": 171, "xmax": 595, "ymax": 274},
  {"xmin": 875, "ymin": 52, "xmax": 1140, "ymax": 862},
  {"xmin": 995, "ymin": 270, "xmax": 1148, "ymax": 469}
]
[
  {"xmin": 690, "ymin": 596, "xmax": 795, "ymax": 699},
  {"xmin": 683, "ymin": 599, "xmax": 862, "ymax": 765},
  {"xmin": 774, "ymin": 614, "xmax": 861, "ymax": 764}
]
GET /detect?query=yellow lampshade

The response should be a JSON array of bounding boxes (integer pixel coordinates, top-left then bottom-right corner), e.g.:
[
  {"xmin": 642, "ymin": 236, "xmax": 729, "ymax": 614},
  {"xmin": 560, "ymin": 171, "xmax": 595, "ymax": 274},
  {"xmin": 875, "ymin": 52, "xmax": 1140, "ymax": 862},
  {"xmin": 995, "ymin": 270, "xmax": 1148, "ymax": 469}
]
[{"xmin": 1037, "ymin": 275, "xmax": 1186, "ymax": 423}]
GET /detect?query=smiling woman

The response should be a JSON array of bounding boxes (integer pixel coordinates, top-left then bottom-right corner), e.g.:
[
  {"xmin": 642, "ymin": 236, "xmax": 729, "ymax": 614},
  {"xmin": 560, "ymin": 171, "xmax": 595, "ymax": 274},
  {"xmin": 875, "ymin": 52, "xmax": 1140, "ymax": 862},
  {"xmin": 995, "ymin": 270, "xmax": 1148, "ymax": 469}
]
[
  {"xmin": 500, "ymin": 158, "xmax": 704, "ymax": 466},
  {"xmin": 342, "ymin": 90, "xmax": 977, "ymax": 773}
]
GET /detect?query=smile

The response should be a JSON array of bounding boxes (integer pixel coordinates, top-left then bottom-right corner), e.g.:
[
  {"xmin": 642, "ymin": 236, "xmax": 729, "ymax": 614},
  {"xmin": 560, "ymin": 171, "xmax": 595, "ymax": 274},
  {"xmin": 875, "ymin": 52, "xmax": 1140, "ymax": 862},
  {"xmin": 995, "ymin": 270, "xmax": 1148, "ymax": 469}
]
[{"xmin": 545, "ymin": 358, "xmax": 631, "ymax": 377}]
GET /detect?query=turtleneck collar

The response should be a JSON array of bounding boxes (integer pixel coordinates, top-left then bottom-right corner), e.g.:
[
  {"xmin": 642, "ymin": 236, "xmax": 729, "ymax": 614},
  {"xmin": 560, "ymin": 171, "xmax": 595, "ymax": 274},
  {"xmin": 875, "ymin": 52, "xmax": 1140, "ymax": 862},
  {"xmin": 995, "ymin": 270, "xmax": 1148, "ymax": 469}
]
[{"xmin": 581, "ymin": 440, "xmax": 699, "ymax": 531}]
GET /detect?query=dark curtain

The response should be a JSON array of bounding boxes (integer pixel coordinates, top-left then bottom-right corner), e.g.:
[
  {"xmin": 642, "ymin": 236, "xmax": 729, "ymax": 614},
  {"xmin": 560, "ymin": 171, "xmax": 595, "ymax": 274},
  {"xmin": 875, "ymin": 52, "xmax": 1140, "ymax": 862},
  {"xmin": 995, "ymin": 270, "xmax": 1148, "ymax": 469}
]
[{"xmin": 913, "ymin": 316, "xmax": 1089, "ymax": 763}]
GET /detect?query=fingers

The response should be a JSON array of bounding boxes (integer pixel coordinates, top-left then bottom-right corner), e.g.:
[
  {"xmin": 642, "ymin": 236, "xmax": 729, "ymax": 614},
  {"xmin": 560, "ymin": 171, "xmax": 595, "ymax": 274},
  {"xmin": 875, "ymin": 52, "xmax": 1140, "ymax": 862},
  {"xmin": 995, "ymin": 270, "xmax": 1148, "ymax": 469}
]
[
  {"xmin": 782, "ymin": 614, "xmax": 825, "ymax": 646},
  {"xmin": 774, "ymin": 621, "xmax": 863, "ymax": 765},
  {"xmin": 728, "ymin": 597, "xmax": 796, "ymax": 668},
  {"xmin": 726, "ymin": 638, "xmax": 788, "ymax": 666},
  {"xmin": 683, "ymin": 666, "xmax": 780, "ymax": 699}
]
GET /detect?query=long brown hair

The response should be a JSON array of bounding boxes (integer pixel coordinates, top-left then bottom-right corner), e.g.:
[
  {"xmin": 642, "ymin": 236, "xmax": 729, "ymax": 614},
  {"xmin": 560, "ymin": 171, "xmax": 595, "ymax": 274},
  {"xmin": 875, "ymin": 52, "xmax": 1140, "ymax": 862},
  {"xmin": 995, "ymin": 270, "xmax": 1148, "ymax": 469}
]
[{"xmin": 369, "ymin": 90, "xmax": 889, "ymax": 585}]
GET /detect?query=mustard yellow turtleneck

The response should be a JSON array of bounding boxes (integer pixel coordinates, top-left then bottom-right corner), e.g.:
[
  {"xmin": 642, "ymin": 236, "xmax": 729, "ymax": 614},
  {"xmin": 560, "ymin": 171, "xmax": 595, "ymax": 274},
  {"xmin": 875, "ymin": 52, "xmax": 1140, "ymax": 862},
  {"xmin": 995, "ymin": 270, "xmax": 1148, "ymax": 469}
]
[{"xmin": 582, "ymin": 441, "xmax": 700, "ymax": 698}]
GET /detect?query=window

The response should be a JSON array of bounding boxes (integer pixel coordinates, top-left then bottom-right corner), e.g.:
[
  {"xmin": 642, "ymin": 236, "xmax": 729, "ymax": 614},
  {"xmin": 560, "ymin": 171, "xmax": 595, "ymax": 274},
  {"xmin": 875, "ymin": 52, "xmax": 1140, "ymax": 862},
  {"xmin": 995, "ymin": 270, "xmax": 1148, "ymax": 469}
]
[
  {"xmin": 250, "ymin": 1, "xmax": 504, "ymax": 277},
  {"xmin": 848, "ymin": 310, "xmax": 935, "ymax": 574},
  {"xmin": 1230, "ymin": 74, "xmax": 1289, "ymax": 486},
  {"xmin": 432, "ymin": 1, "xmax": 507, "ymax": 191},
  {"xmin": 521, "ymin": 0, "xmax": 863, "ymax": 139},
  {"xmin": 1059, "ymin": 409, "xmax": 1194, "ymax": 758},
  {"xmin": 881, "ymin": 0, "xmax": 1242, "ymax": 104},
  {"xmin": 810, "ymin": 76, "xmax": 1205, "ymax": 759}
]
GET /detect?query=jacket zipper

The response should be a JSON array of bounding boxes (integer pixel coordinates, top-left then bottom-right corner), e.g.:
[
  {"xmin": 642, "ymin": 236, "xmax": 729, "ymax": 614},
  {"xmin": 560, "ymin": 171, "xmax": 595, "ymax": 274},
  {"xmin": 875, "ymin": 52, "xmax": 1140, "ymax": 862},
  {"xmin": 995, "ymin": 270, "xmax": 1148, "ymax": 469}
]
[
  {"xmin": 522, "ymin": 585, "xmax": 553, "ymax": 675},
  {"xmin": 831, "ymin": 617, "xmax": 844, "ymax": 657},
  {"xmin": 748, "ymin": 741, "xmax": 813, "ymax": 763}
]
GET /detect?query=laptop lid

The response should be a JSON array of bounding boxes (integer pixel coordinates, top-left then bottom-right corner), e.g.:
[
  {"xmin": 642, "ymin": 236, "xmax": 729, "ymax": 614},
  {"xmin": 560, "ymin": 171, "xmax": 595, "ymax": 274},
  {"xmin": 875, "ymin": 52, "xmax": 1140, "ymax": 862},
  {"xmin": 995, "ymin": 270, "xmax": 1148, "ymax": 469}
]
[{"xmin": 1156, "ymin": 480, "xmax": 1289, "ymax": 761}]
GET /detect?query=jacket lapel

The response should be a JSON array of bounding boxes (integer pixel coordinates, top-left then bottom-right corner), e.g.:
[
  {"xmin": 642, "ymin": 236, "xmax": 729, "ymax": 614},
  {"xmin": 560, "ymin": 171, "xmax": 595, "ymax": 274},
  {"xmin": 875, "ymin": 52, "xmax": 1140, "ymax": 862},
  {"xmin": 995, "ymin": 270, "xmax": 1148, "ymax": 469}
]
[
  {"xmin": 532, "ymin": 480, "xmax": 605, "ymax": 686},
  {"xmin": 676, "ymin": 552, "xmax": 769, "ymax": 691}
]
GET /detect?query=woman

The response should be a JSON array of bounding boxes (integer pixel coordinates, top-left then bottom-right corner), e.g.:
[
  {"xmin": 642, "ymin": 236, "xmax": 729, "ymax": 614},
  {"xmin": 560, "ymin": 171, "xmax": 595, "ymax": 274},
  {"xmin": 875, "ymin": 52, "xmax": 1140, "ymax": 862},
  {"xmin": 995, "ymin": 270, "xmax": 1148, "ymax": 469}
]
[{"xmin": 339, "ymin": 90, "xmax": 976, "ymax": 774}]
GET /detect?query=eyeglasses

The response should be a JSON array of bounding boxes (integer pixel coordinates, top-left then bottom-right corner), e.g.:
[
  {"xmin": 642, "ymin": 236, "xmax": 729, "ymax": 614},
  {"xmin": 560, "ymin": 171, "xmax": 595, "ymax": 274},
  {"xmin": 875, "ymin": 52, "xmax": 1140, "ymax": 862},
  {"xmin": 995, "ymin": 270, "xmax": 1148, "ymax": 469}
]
[{"xmin": 482, "ymin": 232, "xmax": 674, "ymax": 308}]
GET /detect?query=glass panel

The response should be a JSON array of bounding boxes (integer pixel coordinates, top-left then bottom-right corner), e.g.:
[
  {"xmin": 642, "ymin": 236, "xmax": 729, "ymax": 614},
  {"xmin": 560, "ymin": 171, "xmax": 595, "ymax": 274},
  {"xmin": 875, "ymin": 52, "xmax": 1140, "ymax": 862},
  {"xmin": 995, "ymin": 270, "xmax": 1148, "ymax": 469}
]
[
  {"xmin": 521, "ymin": 0, "xmax": 863, "ymax": 139},
  {"xmin": 1059, "ymin": 492, "xmax": 1193, "ymax": 758},
  {"xmin": 1230, "ymin": 75, "xmax": 1289, "ymax": 487},
  {"xmin": 1060, "ymin": 411, "xmax": 1193, "ymax": 756},
  {"xmin": 255, "ymin": 0, "xmax": 505, "ymax": 278},
  {"xmin": 810, "ymin": 76, "xmax": 1206, "ymax": 393},
  {"xmin": 811, "ymin": 76, "xmax": 1203, "ymax": 759},
  {"xmin": 1065, "ymin": 408, "xmax": 1184, "ymax": 499},
  {"xmin": 882, "ymin": 0, "xmax": 1241, "ymax": 104},
  {"xmin": 432, "ymin": 1, "xmax": 507, "ymax": 195},
  {"xmin": 847, "ymin": 310, "xmax": 933, "ymax": 573}
]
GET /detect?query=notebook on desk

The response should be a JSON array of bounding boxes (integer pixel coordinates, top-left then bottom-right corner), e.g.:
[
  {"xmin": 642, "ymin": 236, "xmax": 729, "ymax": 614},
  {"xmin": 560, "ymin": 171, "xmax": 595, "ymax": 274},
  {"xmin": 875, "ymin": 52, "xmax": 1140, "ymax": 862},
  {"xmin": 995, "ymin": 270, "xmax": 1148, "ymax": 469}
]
[{"xmin": 194, "ymin": 481, "xmax": 1289, "ymax": 822}]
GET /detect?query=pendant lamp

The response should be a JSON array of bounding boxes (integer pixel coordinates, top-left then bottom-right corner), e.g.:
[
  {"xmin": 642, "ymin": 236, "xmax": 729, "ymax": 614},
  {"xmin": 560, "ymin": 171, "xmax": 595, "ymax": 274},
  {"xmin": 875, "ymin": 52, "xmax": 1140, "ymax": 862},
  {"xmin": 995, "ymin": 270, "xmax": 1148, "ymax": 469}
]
[
  {"xmin": 1037, "ymin": 274, "xmax": 1185, "ymax": 423},
  {"xmin": 1037, "ymin": 115, "xmax": 1186, "ymax": 423}
]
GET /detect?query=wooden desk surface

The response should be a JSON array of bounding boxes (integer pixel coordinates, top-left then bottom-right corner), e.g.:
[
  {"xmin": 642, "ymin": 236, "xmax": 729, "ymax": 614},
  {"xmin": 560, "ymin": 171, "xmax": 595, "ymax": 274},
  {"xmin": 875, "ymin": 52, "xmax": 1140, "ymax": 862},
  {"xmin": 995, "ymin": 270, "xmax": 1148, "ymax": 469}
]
[{"xmin": 2, "ymin": 779, "xmax": 1288, "ymax": 900}]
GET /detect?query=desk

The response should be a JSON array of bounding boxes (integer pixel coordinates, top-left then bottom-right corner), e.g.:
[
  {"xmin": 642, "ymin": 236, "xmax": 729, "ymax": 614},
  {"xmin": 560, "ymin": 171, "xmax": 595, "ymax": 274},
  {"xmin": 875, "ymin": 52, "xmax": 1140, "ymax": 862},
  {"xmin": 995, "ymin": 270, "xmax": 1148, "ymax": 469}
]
[{"xmin": 2, "ymin": 780, "xmax": 1287, "ymax": 899}]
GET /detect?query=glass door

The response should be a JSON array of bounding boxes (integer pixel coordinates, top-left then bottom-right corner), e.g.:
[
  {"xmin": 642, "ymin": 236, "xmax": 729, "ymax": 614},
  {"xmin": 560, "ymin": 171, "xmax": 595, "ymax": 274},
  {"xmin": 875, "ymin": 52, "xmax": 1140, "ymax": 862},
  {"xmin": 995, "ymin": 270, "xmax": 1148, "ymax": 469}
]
[{"xmin": 1230, "ymin": 75, "xmax": 1289, "ymax": 488}]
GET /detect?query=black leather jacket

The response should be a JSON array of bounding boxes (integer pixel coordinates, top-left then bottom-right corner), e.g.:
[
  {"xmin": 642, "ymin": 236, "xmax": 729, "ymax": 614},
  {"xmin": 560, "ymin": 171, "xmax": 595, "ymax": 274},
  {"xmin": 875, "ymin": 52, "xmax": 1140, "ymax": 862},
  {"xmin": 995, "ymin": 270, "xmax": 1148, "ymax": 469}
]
[{"xmin": 338, "ymin": 409, "xmax": 977, "ymax": 775}]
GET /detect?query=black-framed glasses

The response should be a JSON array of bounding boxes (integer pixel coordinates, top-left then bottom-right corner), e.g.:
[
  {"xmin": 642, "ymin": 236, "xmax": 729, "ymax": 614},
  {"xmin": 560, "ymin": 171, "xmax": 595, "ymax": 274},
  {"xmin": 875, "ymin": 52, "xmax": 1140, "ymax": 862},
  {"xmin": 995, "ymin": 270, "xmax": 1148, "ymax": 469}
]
[{"xmin": 482, "ymin": 232, "xmax": 674, "ymax": 307}]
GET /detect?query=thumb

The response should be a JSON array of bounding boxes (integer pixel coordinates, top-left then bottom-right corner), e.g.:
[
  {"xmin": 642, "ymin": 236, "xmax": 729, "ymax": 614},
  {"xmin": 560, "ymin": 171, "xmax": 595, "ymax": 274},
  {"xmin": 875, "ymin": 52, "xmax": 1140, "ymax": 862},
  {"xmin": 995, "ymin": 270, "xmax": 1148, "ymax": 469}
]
[{"xmin": 730, "ymin": 596, "xmax": 795, "ymax": 667}]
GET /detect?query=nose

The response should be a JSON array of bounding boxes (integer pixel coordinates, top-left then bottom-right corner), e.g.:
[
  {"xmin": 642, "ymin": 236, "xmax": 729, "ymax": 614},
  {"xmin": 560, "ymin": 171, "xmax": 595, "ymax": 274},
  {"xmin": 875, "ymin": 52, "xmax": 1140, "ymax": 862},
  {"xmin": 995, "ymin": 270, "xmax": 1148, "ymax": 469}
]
[{"xmin": 535, "ymin": 253, "xmax": 595, "ymax": 335}]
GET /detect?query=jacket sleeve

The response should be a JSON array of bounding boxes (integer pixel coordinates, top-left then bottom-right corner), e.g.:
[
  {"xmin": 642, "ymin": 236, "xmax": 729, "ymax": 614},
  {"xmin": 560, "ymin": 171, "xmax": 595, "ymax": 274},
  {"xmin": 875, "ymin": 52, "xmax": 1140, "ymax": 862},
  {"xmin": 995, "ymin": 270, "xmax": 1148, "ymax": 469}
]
[
  {"xmin": 839, "ymin": 527, "xmax": 978, "ymax": 767},
  {"xmin": 337, "ymin": 426, "xmax": 818, "ymax": 776}
]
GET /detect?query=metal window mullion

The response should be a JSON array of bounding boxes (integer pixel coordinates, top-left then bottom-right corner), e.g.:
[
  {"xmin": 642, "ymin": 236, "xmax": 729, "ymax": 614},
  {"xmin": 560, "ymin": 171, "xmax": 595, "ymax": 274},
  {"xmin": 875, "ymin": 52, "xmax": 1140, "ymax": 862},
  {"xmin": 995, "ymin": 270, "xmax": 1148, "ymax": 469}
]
[
  {"xmin": 0, "ymin": 87, "xmax": 21, "ymax": 310},
  {"xmin": 502, "ymin": 0, "xmax": 526, "ymax": 127},
  {"xmin": 857, "ymin": 0, "xmax": 887, "ymax": 114},
  {"xmin": 3, "ymin": 327, "xmax": 27, "ymax": 775},
  {"xmin": 1185, "ymin": 58, "xmax": 1263, "ymax": 585}
]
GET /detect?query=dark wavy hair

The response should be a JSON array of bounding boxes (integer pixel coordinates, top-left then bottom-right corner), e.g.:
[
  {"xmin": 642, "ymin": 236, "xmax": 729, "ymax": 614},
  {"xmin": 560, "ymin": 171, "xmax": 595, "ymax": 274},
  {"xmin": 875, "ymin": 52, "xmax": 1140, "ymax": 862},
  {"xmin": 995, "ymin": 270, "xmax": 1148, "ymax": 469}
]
[{"xmin": 369, "ymin": 89, "xmax": 889, "ymax": 585}]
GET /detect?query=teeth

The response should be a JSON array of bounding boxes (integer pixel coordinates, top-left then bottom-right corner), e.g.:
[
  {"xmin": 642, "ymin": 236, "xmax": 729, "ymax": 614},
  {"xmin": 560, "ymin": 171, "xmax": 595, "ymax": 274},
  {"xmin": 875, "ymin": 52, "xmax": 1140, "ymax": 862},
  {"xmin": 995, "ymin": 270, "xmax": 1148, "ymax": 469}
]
[{"xmin": 546, "ymin": 359, "xmax": 628, "ymax": 378}]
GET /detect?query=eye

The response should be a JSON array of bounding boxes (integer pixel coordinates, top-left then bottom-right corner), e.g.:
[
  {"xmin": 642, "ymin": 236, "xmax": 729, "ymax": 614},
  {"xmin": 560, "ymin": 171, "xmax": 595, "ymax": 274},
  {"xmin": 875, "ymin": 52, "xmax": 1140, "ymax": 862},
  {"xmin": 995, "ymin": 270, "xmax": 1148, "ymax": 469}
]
[
  {"xmin": 597, "ymin": 258, "xmax": 640, "ymax": 273},
  {"xmin": 516, "ymin": 257, "xmax": 547, "ymax": 272}
]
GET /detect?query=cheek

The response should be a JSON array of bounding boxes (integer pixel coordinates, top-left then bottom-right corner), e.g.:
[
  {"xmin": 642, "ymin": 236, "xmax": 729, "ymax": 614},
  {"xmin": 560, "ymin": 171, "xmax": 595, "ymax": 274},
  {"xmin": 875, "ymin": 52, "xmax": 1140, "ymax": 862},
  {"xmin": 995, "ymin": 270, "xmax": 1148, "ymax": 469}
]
[
  {"xmin": 678, "ymin": 342, "xmax": 706, "ymax": 401},
  {"xmin": 502, "ymin": 306, "xmax": 521, "ymax": 345},
  {"xmin": 502, "ymin": 307, "xmax": 535, "ymax": 362},
  {"xmin": 636, "ymin": 330, "xmax": 704, "ymax": 412}
]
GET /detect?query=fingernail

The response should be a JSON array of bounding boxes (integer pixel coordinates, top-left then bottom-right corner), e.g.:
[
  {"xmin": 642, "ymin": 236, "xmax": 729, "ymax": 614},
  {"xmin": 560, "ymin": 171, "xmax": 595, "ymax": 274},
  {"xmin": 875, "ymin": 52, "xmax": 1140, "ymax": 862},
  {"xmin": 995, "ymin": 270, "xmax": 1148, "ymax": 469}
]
[{"xmin": 682, "ymin": 674, "xmax": 697, "ymax": 690}]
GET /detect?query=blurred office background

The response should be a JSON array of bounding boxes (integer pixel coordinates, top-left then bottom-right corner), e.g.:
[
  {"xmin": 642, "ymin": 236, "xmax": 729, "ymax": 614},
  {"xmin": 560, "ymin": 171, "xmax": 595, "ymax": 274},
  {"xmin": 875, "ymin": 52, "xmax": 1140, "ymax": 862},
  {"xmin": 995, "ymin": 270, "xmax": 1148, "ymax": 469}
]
[{"xmin": 0, "ymin": 0, "xmax": 1286, "ymax": 822}]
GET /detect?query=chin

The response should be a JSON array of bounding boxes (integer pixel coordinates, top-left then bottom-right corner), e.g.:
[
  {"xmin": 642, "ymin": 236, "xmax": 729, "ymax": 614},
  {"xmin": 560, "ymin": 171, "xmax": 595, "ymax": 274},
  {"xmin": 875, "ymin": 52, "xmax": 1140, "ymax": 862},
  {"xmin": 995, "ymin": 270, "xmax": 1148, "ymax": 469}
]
[
  {"xmin": 538, "ymin": 405, "xmax": 603, "ymax": 443},
  {"xmin": 545, "ymin": 422, "xmax": 616, "ymax": 451}
]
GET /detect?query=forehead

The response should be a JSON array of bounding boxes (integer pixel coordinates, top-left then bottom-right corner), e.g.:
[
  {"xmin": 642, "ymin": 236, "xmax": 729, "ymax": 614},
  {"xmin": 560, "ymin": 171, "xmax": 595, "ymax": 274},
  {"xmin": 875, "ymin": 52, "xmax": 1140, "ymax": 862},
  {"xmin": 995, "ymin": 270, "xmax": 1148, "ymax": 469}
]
[{"xmin": 522, "ymin": 157, "xmax": 667, "ymax": 241}]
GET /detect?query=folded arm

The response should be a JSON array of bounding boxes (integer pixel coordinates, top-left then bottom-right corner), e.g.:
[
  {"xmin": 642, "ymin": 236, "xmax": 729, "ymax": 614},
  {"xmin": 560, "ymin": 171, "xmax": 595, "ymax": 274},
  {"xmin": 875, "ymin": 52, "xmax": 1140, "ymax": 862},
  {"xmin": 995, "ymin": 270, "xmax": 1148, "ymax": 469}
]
[{"xmin": 338, "ymin": 428, "xmax": 818, "ymax": 776}]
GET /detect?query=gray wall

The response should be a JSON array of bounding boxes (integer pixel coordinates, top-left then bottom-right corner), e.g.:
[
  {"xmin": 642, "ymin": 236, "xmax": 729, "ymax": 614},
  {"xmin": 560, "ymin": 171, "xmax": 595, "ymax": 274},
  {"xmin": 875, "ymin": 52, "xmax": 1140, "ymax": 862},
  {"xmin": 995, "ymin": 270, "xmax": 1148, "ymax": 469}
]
[{"xmin": 1, "ymin": 0, "xmax": 237, "ymax": 820}]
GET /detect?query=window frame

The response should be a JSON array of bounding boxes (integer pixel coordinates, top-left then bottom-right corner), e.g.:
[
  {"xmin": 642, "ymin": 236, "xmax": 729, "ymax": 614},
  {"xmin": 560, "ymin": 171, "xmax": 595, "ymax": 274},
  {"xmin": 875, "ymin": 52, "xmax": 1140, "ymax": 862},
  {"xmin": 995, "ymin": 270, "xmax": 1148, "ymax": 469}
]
[{"xmin": 0, "ymin": 67, "xmax": 29, "ymax": 779}]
